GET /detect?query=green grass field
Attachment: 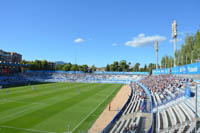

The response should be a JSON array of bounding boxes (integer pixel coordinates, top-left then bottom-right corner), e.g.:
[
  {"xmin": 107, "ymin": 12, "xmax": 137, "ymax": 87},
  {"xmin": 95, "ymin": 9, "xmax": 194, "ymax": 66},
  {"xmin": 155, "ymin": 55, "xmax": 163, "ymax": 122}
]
[{"xmin": 0, "ymin": 82, "xmax": 122, "ymax": 133}]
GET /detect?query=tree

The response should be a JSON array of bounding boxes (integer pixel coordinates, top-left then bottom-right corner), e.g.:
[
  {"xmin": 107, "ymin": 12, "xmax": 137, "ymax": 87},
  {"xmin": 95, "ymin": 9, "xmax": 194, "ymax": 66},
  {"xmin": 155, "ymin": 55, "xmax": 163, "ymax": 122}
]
[
  {"xmin": 105, "ymin": 64, "xmax": 110, "ymax": 71},
  {"xmin": 91, "ymin": 65, "xmax": 96, "ymax": 73},
  {"xmin": 82, "ymin": 64, "xmax": 88, "ymax": 72},
  {"xmin": 41, "ymin": 60, "xmax": 48, "ymax": 70},
  {"xmin": 70, "ymin": 65, "xmax": 77, "ymax": 71},
  {"xmin": 148, "ymin": 63, "xmax": 156, "ymax": 75},
  {"xmin": 120, "ymin": 60, "xmax": 128, "ymax": 71},
  {"xmin": 144, "ymin": 64, "xmax": 147, "ymax": 71},
  {"xmin": 65, "ymin": 63, "xmax": 72, "ymax": 71},
  {"xmin": 109, "ymin": 64, "xmax": 115, "ymax": 71},
  {"xmin": 133, "ymin": 63, "xmax": 140, "ymax": 72},
  {"xmin": 56, "ymin": 64, "xmax": 62, "ymax": 70}
]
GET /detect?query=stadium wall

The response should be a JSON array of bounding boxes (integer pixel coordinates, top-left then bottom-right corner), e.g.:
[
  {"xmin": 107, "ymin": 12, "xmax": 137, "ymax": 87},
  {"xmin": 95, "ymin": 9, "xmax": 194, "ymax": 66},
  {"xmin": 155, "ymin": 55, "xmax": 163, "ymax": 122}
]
[
  {"xmin": 94, "ymin": 71, "xmax": 149, "ymax": 75},
  {"xmin": 152, "ymin": 62, "xmax": 200, "ymax": 75}
]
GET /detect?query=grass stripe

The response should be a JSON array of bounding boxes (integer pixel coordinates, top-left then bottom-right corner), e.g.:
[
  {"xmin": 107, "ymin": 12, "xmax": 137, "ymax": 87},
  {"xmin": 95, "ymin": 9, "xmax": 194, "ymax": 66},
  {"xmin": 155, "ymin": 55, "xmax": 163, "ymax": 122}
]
[{"xmin": 0, "ymin": 83, "xmax": 122, "ymax": 133}]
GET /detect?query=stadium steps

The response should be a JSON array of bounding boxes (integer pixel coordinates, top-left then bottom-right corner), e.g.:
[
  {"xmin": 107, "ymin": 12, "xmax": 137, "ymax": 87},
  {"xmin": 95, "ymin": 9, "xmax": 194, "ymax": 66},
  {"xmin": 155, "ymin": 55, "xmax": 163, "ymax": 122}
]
[
  {"xmin": 109, "ymin": 120, "xmax": 123, "ymax": 133},
  {"xmin": 185, "ymin": 99, "xmax": 200, "ymax": 117},
  {"xmin": 120, "ymin": 118, "xmax": 132, "ymax": 133},
  {"xmin": 157, "ymin": 112, "xmax": 161, "ymax": 133},
  {"xmin": 152, "ymin": 93, "xmax": 157, "ymax": 107},
  {"xmin": 159, "ymin": 112, "xmax": 163, "ymax": 130},
  {"xmin": 162, "ymin": 110, "xmax": 168, "ymax": 131},
  {"xmin": 178, "ymin": 104, "xmax": 191, "ymax": 132},
  {"xmin": 135, "ymin": 117, "xmax": 145, "ymax": 133},
  {"xmin": 123, "ymin": 94, "xmax": 135, "ymax": 115},
  {"xmin": 135, "ymin": 99, "xmax": 141, "ymax": 112},
  {"xmin": 155, "ymin": 93, "xmax": 162, "ymax": 105},
  {"xmin": 130, "ymin": 98, "xmax": 138, "ymax": 113},
  {"xmin": 115, "ymin": 120, "xmax": 127, "ymax": 132},
  {"xmin": 172, "ymin": 107, "xmax": 180, "ymax": 126},
  {"xmin": 165, "ymin": 109, "xmax": 172, "ymax": 128},
  {"xmin": 175, "ymin": 104, "xmax": 186, "ymax": 132},
  {"xmin": 167, "ymin": 107, "xmax": 177, "ymax": 132},
  {"xmin": 109, "ymin": 120, "xmax": 121, "ymax": 133},
  {"xmin": 130, "ymin": 96, "xmax": 138, "ymax": 113}
]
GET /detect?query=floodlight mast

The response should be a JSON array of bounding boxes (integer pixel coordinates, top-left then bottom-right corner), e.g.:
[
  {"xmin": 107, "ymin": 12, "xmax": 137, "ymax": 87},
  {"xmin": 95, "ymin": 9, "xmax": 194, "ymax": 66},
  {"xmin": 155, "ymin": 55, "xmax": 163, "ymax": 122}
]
[
  {"xmin": 172, "ymin": 20, "xmax": 177, "ymax": 67},
  {"xmin": 155, "ymin": 41, "xmax": 159, "ymax": 69}
]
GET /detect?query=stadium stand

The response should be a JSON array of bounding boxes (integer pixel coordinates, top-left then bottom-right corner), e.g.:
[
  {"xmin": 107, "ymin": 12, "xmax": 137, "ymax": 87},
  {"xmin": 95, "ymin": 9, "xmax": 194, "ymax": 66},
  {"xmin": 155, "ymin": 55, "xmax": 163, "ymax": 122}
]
[
  {"xmin": 0, "ymin": 71, "xmax": 144, "ymax": 88},
  {"xmin": 1, "ymin": 70, "xmax": 199, "ymax": 133},
  {"xmin": 139, "ymin": 75, "xmax": 199, "ymax": 133},
  {"xmin": 105, "ymin": 81, "xmax": 151, "ymax": 133},
  {"xmin": 102, "ymin": 74, "xmax": 199, "ymax": 133}
]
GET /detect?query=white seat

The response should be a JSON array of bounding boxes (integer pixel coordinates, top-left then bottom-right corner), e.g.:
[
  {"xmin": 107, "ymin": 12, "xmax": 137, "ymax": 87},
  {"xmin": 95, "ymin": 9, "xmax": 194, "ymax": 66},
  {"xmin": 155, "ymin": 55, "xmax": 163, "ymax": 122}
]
[
  {"xmin": 162, "ymin": 110, "xmax": 168, "ymax": 130},
  {"xmin": 120, "ymin": 118, "xmax": 132, "ymax": 133},
  {"xmin": 109, "ymin": 120, "xmax": 121, "ymax": 133},
  {"xmin": 185, "ymin": 99, "xmax": 200, "ymax": 117},
  {"xmin": 152, "ymin": 94, "xmax": 157, "ymax": 106},
  {"xmin": 123, "ymin": 95, "xmax": 135, "ymax": 115},
  {"xmin": 155, "ymin": 93, "xmax": 162, "ymax": 105},
  {"xmin": 135, "ymin": 99, "xmax": 141, "ymax": 112},
  {"xmin": 175, "ymin": 104, "xmax": 186, "ymax": 132},
  {"xmin": 131, "ymin": 98, "xmax": 139, "ymax": 113},
  {"xmin": 115, "ymin": 120, "xmax": 126, "ymax": 133},
  {"xmin": 127, "ymin": 96, "xmax": 137, "ymax": 114},
  {"xmin": 157, "ymin": 112, "xmax": 161, "ymax": 132},
  {"xmin": 168, "ymin": 107, "xmax": 177, "ymax": 127}
]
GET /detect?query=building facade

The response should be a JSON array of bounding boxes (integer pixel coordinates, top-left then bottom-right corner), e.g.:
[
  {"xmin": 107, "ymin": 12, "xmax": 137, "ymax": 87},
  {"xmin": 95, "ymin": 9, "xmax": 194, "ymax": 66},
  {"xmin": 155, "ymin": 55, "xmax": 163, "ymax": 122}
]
[
  {"xmin": 0, "ymin": 50, "xmax": 22, "ymax": 63},
  {"xmin": 0, "ymin": 49, "xmax": 23, "ymax": 74},
  {"xmin": 48, "ymin": 62, "xmax": 56, "ymax": 70}
]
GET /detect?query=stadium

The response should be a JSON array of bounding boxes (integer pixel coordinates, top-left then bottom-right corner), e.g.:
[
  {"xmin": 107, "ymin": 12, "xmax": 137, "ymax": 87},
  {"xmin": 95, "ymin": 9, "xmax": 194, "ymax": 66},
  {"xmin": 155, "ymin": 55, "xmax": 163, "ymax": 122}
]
[
  {"xmin": 1, "ymin": 64, "xmax": 200, "ymax": 133},
  {"xmin": 0, "ymin": 1, "xmax": 200, "ymax": 133}
]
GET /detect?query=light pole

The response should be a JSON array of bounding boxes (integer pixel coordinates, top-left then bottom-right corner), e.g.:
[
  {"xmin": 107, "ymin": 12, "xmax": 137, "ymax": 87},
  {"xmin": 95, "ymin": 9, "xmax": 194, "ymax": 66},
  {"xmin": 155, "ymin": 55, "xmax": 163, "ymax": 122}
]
[
  {"xmin": 155, "ymin": 41, "xmax": 159, "ymax": 69},
  {"xmin": 172, "ymin": 20, "xmax": 177, "ymax": 67}
]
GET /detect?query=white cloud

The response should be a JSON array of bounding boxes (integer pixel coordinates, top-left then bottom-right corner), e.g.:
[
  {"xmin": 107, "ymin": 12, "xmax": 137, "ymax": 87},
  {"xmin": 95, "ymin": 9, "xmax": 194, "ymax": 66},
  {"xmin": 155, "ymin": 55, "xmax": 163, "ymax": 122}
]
[
  {"xmin": 125, "ymin": 33, "xmax": 166, "ymax": 48},
  {"xmin": 74, "ymin": 38, "xmax": 84, "ymax": 43}
]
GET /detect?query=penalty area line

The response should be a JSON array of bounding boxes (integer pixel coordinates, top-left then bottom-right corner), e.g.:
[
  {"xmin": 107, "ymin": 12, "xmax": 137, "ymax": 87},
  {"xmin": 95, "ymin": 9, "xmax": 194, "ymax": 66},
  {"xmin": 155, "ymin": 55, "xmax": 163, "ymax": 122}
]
[
  {"xmin": 0, "ymin": 125, "xmax": 55, "ymax": 133},
  {"xmin": 71, "ymin": 87, "xmax": 117, "ymax": 132}
]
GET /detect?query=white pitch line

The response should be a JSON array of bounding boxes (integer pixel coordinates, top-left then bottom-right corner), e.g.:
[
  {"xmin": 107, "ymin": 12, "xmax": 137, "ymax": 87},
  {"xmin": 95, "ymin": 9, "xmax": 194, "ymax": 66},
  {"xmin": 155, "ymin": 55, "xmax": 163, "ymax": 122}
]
[
  {"xmin": 71, "ymin": 87, "xmax": 117, "ymax": 132},
  {"xmin": 0, "ymin": 125, "xmax": 55, "ymax": 133}
]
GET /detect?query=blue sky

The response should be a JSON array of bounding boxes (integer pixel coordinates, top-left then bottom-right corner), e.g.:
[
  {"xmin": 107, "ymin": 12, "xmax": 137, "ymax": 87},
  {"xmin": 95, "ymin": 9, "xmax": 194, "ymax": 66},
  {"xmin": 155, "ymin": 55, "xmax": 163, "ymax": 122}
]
[{"xmin": 0, "ymin": 0, "xmax": 200, "ymax": 67}]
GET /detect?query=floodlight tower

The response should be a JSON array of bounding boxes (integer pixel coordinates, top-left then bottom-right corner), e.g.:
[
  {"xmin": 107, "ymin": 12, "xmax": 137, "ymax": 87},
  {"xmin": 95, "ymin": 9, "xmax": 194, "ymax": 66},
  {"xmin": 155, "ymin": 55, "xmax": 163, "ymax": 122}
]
[
  {"xmin": 154, "ymin": 41, "xmax": 159, "ymax": 69},
  {"xmin": 172, "ymin": 20, "xmax": 177, "ymax": 67}
]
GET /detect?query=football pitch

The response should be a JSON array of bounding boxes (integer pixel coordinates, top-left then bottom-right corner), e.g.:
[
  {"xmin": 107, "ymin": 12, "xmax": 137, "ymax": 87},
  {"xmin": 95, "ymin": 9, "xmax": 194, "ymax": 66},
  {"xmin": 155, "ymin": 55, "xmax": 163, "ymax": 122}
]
[{"xmin": 0, "ymin": 82, "xmax": 122, "ymax": 133}]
